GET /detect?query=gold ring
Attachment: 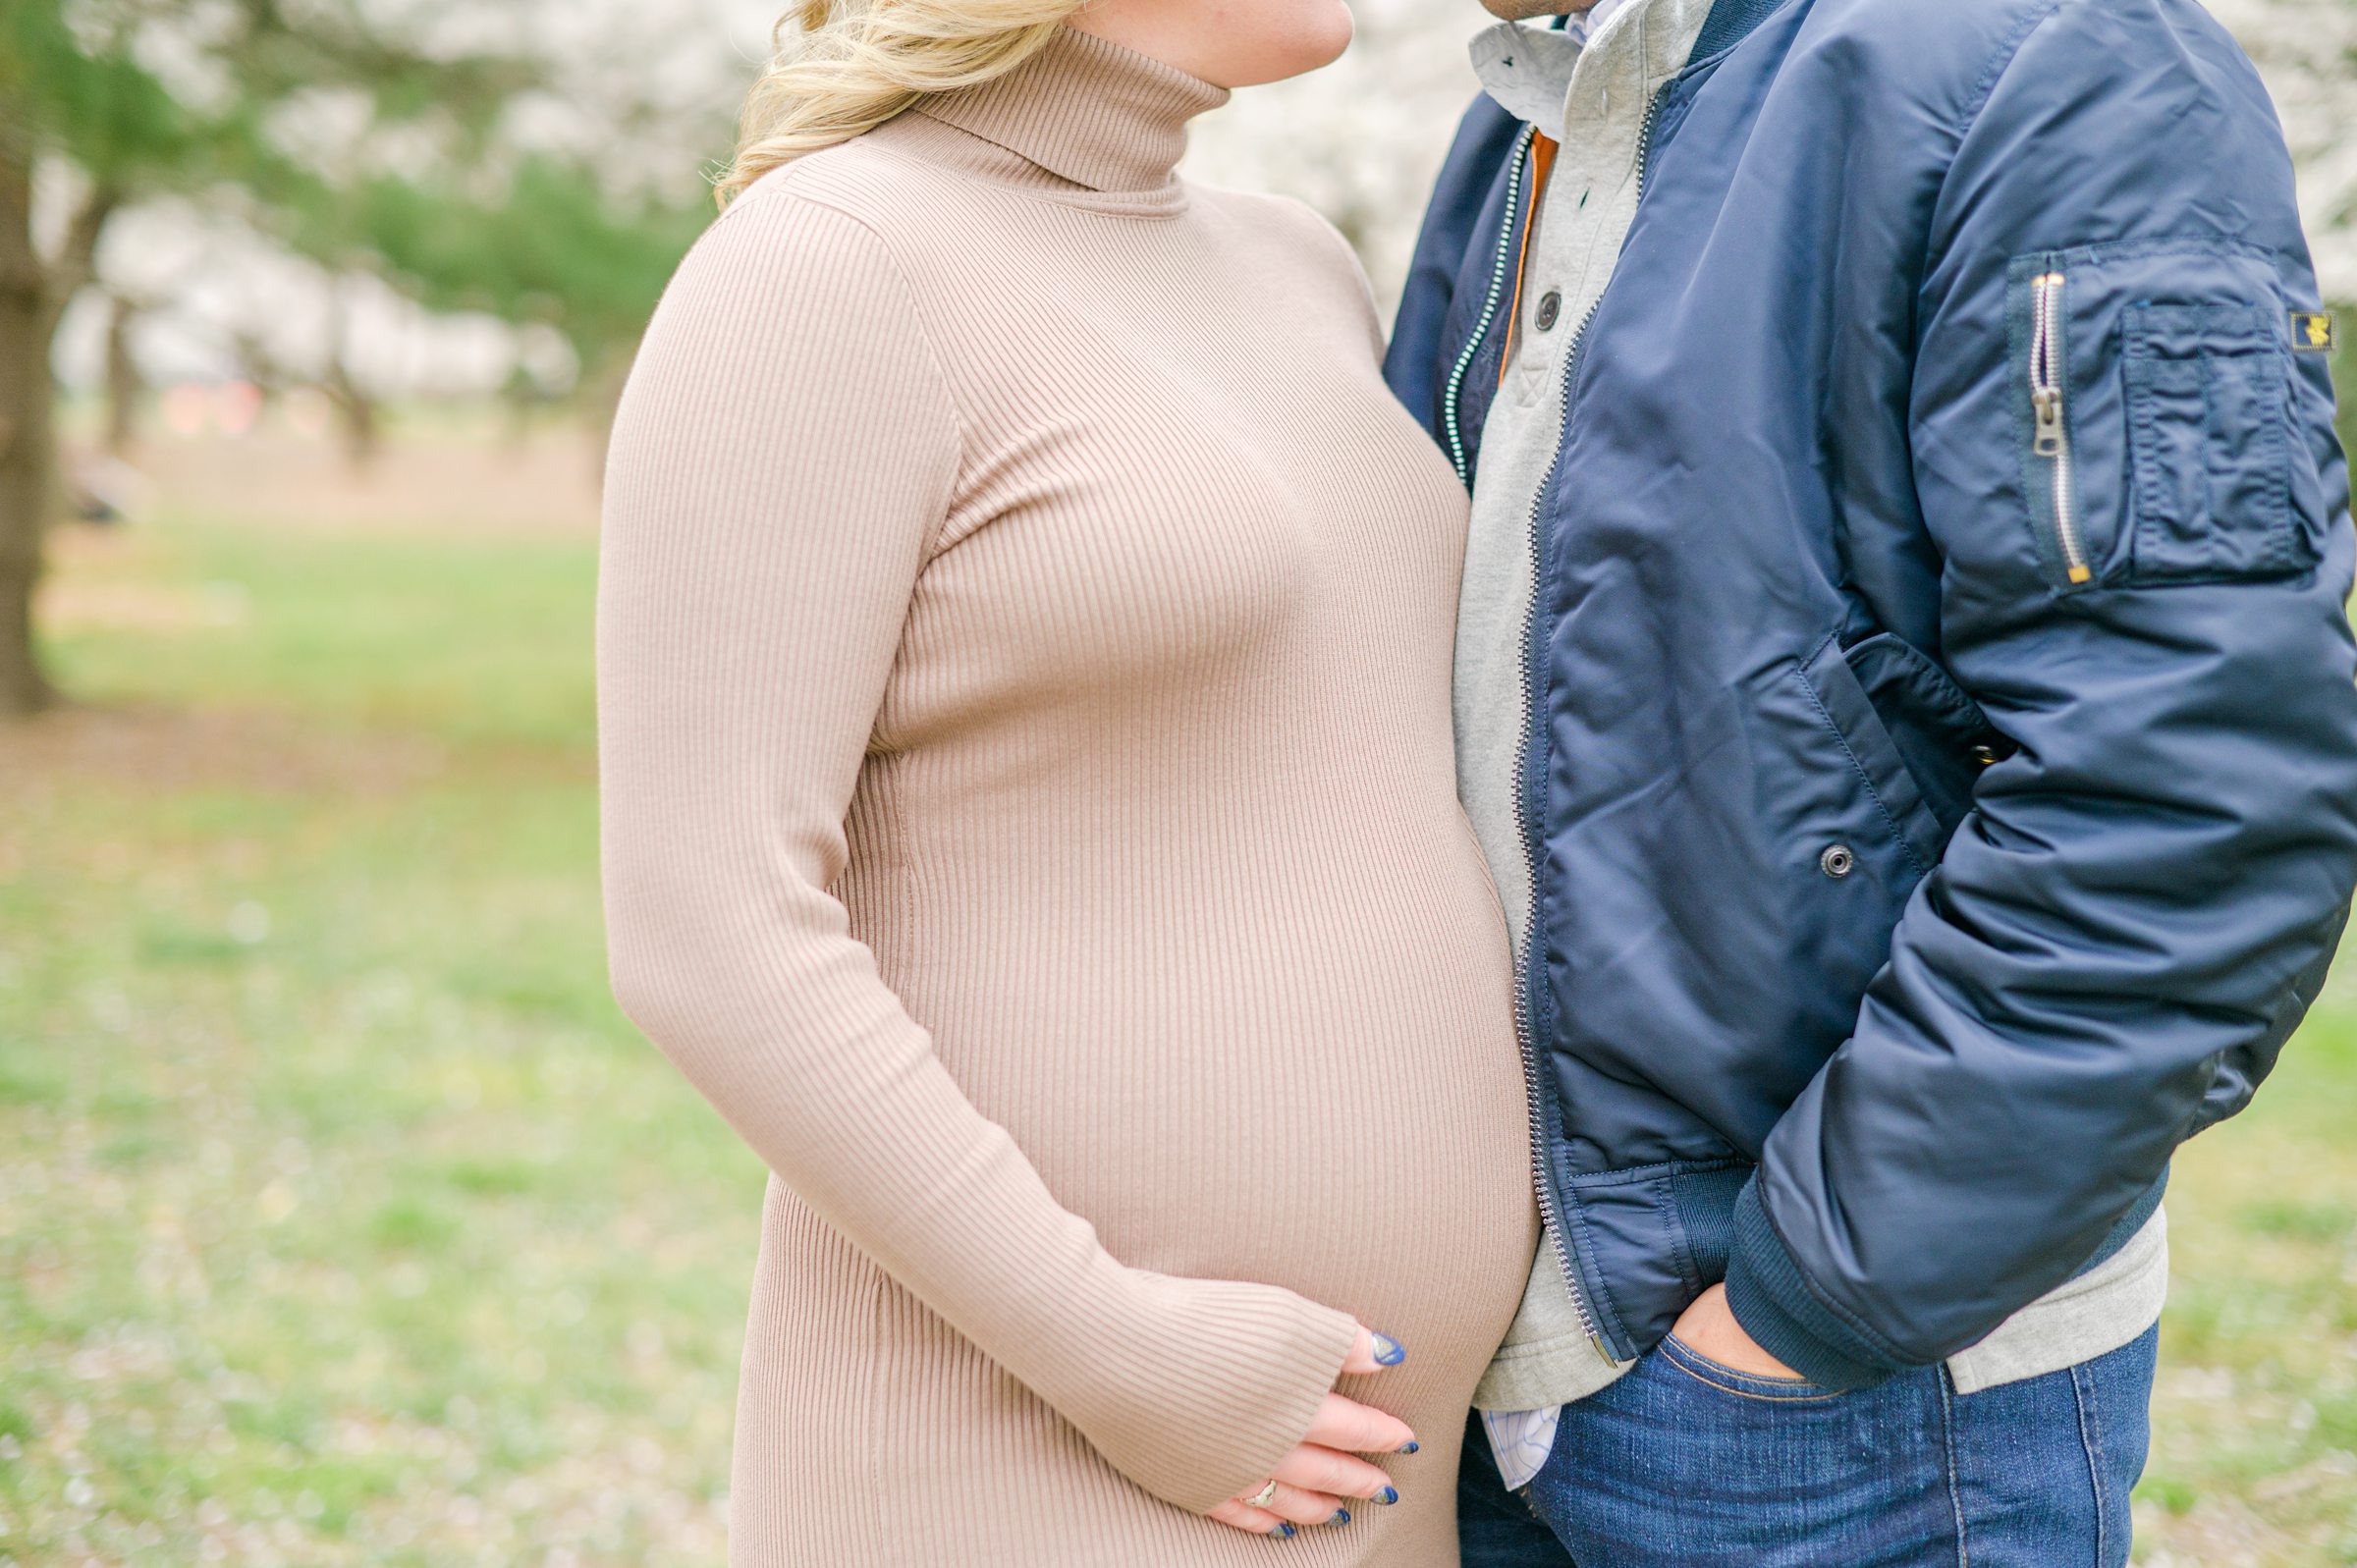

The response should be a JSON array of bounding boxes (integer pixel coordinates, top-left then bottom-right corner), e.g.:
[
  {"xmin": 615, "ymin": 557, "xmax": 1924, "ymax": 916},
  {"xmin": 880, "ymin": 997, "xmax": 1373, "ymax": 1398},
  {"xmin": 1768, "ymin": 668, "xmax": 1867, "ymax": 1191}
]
[{"xmin": 1247, "ymin": 1480, "xmax": 1279, "ymax": 1509}]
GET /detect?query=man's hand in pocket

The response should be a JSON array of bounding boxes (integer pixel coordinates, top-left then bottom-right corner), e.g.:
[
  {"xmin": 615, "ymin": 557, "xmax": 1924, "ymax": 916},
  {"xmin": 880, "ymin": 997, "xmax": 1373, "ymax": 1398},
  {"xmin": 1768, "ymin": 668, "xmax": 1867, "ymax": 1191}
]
[{"xmin": 1669, "ymin": 1284, "xmax": 1804, "ymax": 1379}]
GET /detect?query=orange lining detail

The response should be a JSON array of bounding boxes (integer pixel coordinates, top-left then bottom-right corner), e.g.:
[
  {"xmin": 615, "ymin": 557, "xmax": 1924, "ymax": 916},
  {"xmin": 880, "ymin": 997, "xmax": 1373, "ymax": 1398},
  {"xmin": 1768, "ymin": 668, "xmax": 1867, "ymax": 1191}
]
[{"xmin": 1497, "ymin": 133, "xmax": 1561, "ymax": 391}]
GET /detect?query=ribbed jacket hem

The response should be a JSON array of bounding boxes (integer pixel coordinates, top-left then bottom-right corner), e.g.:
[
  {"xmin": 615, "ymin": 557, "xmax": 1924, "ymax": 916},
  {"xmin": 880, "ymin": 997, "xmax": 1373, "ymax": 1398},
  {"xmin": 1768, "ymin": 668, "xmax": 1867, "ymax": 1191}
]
[
  {"xmin": 1724, "ymin": 1178, "xmax": 1903, "ymax": 1391},
  {"xmin": 1720, "ymin": 1168, "xmax": 2176, "ymax": 1395}
]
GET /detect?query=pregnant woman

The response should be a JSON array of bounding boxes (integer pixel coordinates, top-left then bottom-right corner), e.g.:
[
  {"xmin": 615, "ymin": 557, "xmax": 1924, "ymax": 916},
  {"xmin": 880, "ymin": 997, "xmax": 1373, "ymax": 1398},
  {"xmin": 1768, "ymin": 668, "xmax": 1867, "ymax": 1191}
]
[{"xmin": 595, "ymin": 0, "xmax": 1535, "ymax": 1560}]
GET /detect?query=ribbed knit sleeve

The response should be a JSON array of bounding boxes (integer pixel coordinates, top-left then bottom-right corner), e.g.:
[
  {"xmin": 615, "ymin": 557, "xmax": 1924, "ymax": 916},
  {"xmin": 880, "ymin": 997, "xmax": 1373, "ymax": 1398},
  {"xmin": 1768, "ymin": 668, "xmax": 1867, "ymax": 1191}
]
[{"xmin": 594, "ymin": 186, "xmax": 1361, "ymax": 1515}]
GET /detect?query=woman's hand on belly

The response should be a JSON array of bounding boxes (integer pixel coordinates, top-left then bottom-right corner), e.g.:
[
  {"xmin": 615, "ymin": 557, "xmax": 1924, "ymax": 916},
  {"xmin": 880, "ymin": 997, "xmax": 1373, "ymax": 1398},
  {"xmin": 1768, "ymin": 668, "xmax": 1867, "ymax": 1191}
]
[{"xmin": 1206, "ymin": 1327, "xmax": 1417, "ymax": 1540}]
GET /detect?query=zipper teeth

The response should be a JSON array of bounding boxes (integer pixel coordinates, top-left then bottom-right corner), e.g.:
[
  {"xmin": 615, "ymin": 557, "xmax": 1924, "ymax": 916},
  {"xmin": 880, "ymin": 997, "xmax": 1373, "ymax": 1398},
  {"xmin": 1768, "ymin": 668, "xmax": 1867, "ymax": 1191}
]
[
  {"xmin": 1509, "ymin": 83, "xmax": 1671, "ymax": 1364},
  {"xmin": 1442, "ymin": 126, "xmax": 1539, "ymax": 486},
  {"xmin": 2031, "ymin": 272, "xmax": 2090, "ymax": 584}
]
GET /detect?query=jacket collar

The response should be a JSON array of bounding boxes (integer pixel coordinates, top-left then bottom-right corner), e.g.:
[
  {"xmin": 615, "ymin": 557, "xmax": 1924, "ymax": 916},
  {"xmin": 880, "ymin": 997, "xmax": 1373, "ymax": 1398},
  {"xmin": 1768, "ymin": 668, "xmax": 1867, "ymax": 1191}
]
[
  {"xmin": 1690, "ymin": 0, "xmax": 1790, "ymax": 62},
  {"xmin": 1471, "ymin": 0, "xmax": 1763, "ymax": 141}
]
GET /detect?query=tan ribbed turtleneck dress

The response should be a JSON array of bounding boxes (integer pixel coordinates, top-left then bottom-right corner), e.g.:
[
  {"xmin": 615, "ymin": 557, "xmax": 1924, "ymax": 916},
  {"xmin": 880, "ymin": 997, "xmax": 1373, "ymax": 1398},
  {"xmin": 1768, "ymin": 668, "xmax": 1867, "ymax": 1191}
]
[{"xmin": 596, "ymin": 27, "xmax": 1536, "ymax": 1566}]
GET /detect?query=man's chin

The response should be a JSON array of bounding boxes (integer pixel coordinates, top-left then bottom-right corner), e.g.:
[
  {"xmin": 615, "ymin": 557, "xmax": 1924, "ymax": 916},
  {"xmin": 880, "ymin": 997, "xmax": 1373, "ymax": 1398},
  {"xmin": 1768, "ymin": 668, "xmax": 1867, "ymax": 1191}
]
[{"xmin": 1477, "ymin": 0, "xmax": 1593, "ymax": 18}]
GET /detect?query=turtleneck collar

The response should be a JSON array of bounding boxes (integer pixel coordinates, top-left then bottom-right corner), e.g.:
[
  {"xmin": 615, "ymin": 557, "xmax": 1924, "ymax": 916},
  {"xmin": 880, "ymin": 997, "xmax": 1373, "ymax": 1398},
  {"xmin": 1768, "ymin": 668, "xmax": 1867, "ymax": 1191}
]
[{"xmin": 911, "ymin": 27, "xmax": 1230, "ymax": 200}]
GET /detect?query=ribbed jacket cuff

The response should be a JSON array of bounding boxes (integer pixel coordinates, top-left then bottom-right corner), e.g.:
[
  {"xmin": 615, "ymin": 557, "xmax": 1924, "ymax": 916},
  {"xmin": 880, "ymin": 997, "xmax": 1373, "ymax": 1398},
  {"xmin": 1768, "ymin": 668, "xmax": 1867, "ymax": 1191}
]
[{"xmin": 1724, "ymin": 1177, "xmax": 1904, "ymax": 1392}]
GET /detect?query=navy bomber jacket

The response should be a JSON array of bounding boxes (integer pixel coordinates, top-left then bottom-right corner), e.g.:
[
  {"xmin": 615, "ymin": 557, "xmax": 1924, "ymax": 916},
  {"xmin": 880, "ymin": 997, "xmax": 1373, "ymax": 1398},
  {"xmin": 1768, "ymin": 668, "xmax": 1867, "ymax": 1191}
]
[{"xmin": 1388, "ymin": 0, "xmax": 2357, "ymax": 1387}]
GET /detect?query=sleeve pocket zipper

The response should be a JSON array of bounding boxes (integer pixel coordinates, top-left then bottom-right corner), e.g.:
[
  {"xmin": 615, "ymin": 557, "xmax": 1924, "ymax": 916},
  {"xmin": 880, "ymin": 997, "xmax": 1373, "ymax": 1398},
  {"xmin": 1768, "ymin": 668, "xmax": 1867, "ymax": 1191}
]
[{"xmin": 2028, "ymin": 269, "xmax": 2092, "ymax": 586}]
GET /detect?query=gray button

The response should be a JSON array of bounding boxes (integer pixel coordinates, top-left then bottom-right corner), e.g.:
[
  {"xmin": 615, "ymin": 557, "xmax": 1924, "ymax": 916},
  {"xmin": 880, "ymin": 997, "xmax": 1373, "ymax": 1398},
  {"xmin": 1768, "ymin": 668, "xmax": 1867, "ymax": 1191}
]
[
  {"xmin": 1536, "ymin": 291, "xmax": 1562, "ymax": 332},
  {"xmin": 1820, "ymin": 844, "xmax": 1857, "ymax": 879}
]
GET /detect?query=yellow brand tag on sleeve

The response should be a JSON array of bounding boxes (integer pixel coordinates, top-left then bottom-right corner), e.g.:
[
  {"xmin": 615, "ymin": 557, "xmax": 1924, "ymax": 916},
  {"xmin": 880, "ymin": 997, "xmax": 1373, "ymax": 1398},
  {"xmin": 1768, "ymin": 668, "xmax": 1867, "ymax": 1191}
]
[{"xmin": 2291, "ymin": 311, "xmax": 2335, "ymax": 352}]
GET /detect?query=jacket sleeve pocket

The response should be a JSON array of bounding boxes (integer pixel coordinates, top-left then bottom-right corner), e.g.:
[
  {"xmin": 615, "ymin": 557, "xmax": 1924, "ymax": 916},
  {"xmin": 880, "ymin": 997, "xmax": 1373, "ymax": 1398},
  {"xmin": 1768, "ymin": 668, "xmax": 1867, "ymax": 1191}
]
[
  {"xmin": 2003, "ymin": 241, "xmax": 2318, "ymax": 594},
  {"xmin": 2123, "ymin": 301, "xmax": 2303, "ymax": 583}
]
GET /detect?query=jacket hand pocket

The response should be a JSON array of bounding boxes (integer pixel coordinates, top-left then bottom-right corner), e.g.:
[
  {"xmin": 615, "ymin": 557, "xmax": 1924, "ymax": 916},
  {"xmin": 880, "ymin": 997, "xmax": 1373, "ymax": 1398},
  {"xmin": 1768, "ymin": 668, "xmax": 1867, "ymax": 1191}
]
[{"xmin": 2123, "ymin": 301, "xmax": 2303, "ymax": 583}]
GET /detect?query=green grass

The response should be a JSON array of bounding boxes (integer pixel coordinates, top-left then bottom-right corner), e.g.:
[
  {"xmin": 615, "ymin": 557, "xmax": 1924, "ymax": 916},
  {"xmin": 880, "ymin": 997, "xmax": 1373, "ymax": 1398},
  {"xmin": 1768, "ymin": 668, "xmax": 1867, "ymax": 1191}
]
[
  {"xmin": 6, "ymin": 499, "xmax": 2357, "ymax": 1564},
  {"xmin": 50, "ymin": 507, "xmax": 601, "ymax": 749},
  {"xmin": 2, "ymin": 512, "xmax": 747, "ymax": 1566}
]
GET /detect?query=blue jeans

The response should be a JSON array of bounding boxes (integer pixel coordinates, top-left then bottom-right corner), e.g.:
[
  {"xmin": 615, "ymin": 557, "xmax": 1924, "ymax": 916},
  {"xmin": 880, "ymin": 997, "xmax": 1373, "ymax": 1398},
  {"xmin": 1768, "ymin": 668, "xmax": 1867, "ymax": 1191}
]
[{"xmin": 1460, "ymin": 1326, "xmax": 2157, "ymax": 1568}]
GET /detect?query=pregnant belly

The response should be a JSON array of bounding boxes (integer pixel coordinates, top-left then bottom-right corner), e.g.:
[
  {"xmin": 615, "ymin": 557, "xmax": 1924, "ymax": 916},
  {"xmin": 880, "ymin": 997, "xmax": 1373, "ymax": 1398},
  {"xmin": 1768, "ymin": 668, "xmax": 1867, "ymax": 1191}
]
[{"xmin": 896, "ymin": 890, "xmax": 1535, "ymax": 1376}]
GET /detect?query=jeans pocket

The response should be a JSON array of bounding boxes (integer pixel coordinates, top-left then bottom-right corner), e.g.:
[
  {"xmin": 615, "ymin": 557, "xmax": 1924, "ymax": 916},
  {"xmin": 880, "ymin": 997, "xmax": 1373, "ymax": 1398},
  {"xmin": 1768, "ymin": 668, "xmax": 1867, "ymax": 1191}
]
[{"xmin": 1656, "ymin": 1333, "xmax": 1840, "ymax": 1405}]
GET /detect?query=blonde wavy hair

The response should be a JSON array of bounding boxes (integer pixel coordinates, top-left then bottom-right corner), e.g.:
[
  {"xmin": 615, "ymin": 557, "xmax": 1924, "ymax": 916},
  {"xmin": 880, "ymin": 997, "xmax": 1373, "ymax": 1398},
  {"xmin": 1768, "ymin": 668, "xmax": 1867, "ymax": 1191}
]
[{"xmin": 719, "ymin": 0, "xmax": 1088, "ymax": 206}]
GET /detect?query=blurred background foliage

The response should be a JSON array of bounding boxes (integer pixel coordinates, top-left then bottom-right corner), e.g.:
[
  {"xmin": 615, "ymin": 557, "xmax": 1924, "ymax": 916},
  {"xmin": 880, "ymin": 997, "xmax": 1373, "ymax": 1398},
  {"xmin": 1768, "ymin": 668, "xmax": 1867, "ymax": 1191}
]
[{"xmin": 2, "ymin": 1, "xmax": 2356, "ymax": 1565}]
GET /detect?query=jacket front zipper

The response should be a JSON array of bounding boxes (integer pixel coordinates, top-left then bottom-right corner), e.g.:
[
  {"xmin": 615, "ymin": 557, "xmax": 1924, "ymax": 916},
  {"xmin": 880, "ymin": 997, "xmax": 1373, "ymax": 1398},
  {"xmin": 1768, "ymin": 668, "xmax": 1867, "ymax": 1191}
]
[
  {"xmin": 2028, "ymin": 270, "xmax": 2091, "ymax": 585},
  {"xmin": 1442, "ymin": 126, "xmax": 1540, "ymax": 486},
  {"xmin": 1507, "ymin": 81, "xmax": 1675, "ymax": 1371}
]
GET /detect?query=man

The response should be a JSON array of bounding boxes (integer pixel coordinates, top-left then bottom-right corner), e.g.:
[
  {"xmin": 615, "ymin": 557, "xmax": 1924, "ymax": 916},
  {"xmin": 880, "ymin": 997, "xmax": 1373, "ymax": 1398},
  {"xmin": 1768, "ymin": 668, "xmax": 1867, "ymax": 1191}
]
[{"xmin": 1386, "ymin": 0, "xmax": 2357, "ymax": 1561}]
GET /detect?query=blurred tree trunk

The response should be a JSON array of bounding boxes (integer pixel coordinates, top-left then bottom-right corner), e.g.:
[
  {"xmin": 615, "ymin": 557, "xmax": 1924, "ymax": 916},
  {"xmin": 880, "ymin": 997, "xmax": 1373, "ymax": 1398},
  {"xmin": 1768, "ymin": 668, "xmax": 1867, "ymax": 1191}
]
[
  {"xmin": 102, "ymin": 292, "xmax": 143, "ymax": 458},
  {"xmin": 0, "ymin": 142, "xmax": 119, "ymax": 719},
  {"xmin": 581, "ymin": 344, "xmax": 632, "ymax": 486},
  {"xmin": 0, "ymin": 143, "xmax": 58, "ymax": 718},
  {"xmin": 322, "ymin": 284, "xmax": 380, "ymax": 474},
  {"xmin": 323, "ymin": 361, "xmax": 380, "ymax": 472},
  {"xmin": 499, "ymin": 365, "xmax": 546, "ymax": 452}
]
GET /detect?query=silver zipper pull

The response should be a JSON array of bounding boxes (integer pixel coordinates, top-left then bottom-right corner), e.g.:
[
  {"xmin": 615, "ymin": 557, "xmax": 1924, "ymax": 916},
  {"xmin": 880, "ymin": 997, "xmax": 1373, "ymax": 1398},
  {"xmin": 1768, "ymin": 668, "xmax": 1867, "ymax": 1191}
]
[{"xmin": 2032, "ymin": 389, "xmax": 2063, "ymax": 457}]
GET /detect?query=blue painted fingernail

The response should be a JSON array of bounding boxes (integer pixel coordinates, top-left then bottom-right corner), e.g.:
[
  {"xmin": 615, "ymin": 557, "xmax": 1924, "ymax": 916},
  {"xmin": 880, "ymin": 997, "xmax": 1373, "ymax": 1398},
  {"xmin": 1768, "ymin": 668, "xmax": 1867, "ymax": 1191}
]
[
  {"xmin": 1400, "ymin": 1440, "xmax": 1420, "ymax": 1454},
  {"xmin": 1371, "ymin": 1332, "xmax": 1406, "ymax": 1367},
  {"xmin": 1272, "ymin": 1522, "xmax": 1295, "ymax": 1539},
  {"xmin": 1331, "ymin": 1508, "xmax": 1352, "ymax": 1525},
  {"xmin": 1375, "ymin": 1486, "xmax": 1399, "ymax": 1505}
]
